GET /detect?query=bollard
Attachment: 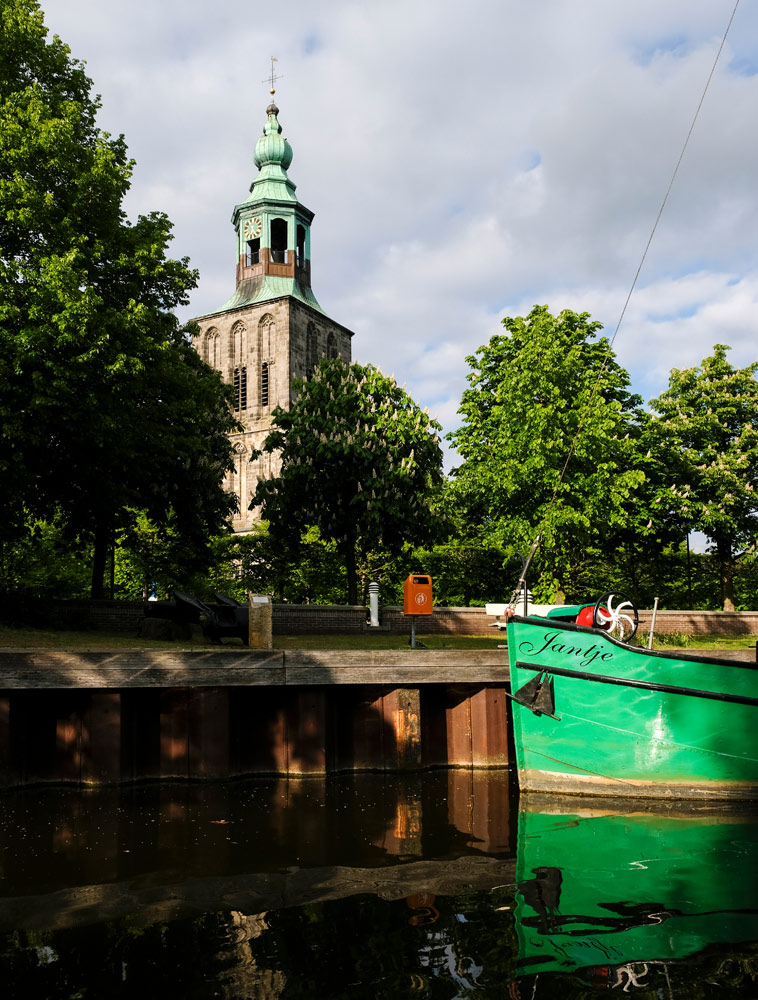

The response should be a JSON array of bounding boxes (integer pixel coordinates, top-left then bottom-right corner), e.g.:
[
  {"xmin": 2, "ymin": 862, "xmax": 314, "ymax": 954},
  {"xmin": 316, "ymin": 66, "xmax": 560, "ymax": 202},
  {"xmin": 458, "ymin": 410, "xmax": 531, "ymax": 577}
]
[
  {"xmin": 248, "ymin": 594, "xmax": 273, "ymax": 649},
  {"xmin": 647, "ymin": 596, "xmax": 659, "ymax": 650},
  {"xmin": 368, "ymin": 582, "xmax": 380, "ymax": 627}
]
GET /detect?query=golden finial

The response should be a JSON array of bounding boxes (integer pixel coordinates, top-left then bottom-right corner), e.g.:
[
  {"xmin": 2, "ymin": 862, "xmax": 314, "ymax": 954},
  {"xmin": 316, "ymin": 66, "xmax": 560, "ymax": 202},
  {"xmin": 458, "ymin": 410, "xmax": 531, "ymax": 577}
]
[{"xmin": 263, "ymin": 56, "xmax": 282, "ymax": 96}]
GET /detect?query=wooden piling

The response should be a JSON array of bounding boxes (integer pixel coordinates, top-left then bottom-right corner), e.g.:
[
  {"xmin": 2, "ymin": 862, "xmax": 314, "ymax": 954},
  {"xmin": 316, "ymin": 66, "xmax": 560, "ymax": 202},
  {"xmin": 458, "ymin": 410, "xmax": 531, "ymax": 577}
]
[
  {"xmin": 188, "ymin": 688, "xmax": 229, "ymax": 778},
  {"xmin": 82, "ymin": 692, "xmax": 122, "ymax": 784},
  {"xmin": 383, "ymin": 688, "xmax": 422, "ymax": 770},
  {"xmin": 0, "ymin": 696, "xmax": 10, "ymax": 785},
  {"xmin": 160, "ymin": 689, "xmax": 190, "ymax": 779},
  {"xmin": 470, "ymin": 687, "xmax": 509, "ymax": 767},
  {"xmin": 288, "ymin": 690, "xmax": 327, "ymax": 774},
  {"xmin": 0, "ymin": 649, "xmax": 511, "ymax": 786}
]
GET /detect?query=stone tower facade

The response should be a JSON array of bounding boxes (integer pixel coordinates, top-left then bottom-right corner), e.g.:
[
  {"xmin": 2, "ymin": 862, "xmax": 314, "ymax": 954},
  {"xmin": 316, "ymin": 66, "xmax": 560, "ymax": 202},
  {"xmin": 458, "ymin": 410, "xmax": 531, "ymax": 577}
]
[{"xmin": 191, "ymin": 99, "xmax": 353, "ymax": 532}]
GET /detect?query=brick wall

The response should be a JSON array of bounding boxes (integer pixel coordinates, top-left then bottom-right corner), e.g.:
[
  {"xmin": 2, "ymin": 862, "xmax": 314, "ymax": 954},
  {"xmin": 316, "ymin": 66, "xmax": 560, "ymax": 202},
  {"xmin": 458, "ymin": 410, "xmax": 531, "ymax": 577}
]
[
  {"xmin": 282, "ymin": 605, "xmax": 758, "ymax": 637},
  {"xmin": 50, "ymin": 600, "xmax": 146, "ymax": 634},
  {"xmin": 273, "ymin": 604, "xmax": 367, "ymax": 634},
  {"xmin": 43, "ymin": 599, "xmax": 758, "ymax": 639},
  {"xmin": 379, "ymin": 606, "xmax": 496, "ymax": 636},
  {"xmin": 636, "ymin": 609, "xmax": 758, "ymax": 637}
]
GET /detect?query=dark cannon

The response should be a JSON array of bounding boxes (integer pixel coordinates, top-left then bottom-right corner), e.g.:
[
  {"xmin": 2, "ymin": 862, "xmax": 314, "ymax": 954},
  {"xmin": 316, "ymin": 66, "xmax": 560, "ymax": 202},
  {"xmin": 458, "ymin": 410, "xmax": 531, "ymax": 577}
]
[{"xmin": 172, "ymin": 591, "xmax": 249, "ymax": 645}]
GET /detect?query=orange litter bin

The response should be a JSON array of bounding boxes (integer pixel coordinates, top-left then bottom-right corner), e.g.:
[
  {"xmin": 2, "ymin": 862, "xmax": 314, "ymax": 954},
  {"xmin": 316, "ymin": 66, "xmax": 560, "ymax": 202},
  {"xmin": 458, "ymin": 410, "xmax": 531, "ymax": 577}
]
[
  {"xmin": 404, "ymin": 576, "xmax": 432, "ymax": 647},
  {"xmin": 403, "ymin": 574, "xmax": 433, "ymax": 614}
]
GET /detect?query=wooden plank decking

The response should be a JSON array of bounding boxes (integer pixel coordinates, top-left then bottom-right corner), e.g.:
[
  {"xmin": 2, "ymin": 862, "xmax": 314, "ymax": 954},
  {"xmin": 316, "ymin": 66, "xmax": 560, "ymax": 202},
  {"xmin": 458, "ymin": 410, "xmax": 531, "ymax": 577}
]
[{"xmin": 0, "ymin": 649, "xmax": 511, "ymax": 688}]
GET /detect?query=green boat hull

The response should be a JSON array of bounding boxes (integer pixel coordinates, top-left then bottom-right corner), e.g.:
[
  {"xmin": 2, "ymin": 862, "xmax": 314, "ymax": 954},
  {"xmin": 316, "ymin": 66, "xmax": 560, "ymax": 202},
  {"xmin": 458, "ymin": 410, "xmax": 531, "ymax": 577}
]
[
  {"xmin": 515, "ymin": 799, "xmax": 758, "ymax": 980},
  {"xmin": 507, "ymin": 616, "xmax": 758, "ymax": 798}
]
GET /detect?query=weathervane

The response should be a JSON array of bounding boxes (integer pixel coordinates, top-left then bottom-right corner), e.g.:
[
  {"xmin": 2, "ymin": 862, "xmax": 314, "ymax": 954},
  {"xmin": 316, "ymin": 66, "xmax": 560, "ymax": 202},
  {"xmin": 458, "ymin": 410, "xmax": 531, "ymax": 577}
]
[{"xmin": 263, "ymin": 56, "xmax": 282, "ymax": 96}]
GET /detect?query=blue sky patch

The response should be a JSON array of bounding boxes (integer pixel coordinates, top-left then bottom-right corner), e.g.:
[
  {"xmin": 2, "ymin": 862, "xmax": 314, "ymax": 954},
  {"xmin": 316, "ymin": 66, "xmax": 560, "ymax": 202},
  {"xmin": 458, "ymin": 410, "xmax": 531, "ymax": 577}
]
[
  {"xmin": 524, "ymin": 150, "xmax": 542, "ymax": 172},
  {"xmin": 630, "ymin": 35, "xmax": 691, "ymax": 66},
  {"xmin": 648, "ymin": 303, "xmax": 699, "ymax": 323},
  {"xmin": 302, "ymin": 33, "xmax": 322, "ymax": 55},
  {"xmin": 728, "ymin": 54, "xmax": 758, "ymax": 77}
]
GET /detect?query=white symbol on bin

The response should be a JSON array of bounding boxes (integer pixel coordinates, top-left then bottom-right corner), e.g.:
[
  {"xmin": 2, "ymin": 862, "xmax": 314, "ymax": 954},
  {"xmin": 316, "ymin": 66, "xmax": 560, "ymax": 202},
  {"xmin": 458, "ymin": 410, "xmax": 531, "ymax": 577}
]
[{"xmin": 415, "ymin": 592, "xmax": 427, "ymax": 606}]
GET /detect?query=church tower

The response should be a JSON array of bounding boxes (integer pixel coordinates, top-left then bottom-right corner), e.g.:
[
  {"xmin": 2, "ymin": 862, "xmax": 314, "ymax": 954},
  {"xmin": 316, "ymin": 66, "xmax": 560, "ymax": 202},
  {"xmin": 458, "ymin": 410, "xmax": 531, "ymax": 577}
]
[{"xmin": 192, "ymin": 94, "xmax": 353, "ymax": 532}]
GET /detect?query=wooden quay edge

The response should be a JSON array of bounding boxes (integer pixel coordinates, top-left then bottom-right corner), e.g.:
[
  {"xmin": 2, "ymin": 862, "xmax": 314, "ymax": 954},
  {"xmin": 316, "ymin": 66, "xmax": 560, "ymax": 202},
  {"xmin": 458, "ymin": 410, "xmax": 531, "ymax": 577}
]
[{"xmin": 0, "ymin": 648, "xmax": 511, "ymax": 689}]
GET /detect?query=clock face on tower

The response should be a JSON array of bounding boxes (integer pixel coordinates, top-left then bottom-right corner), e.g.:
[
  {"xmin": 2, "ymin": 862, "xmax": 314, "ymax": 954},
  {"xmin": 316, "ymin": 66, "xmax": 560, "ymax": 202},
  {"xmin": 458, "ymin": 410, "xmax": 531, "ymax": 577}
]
[{"xmin": 243, "ymin": 216, "xmax": 263, "ymax": 239}]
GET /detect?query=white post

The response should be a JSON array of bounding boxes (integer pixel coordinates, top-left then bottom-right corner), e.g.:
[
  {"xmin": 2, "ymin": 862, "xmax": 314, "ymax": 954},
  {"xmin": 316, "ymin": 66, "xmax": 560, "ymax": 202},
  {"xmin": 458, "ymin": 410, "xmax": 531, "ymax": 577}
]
[
  {"xmin": 648, "ymin": 596, "xmax": 659, "ymax": 649},
  {"xmin": 368, "ymin": 581, "xmax": 380, "ymax": 627}
]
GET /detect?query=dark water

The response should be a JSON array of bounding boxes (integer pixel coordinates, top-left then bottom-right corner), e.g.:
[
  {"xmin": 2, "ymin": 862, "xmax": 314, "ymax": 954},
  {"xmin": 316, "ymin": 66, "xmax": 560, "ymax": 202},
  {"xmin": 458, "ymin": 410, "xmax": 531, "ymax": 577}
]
[{"xmin": 0, "ymin": 771, "xmax": 756, "ymax": 998}]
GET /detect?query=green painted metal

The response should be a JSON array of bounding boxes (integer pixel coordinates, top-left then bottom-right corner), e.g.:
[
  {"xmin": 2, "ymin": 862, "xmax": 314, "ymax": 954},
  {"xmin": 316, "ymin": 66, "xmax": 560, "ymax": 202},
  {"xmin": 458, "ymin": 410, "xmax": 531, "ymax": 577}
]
[
  {"xmin": 218, "ymin": 274, "xmax": 324, "ymax": 314},
  {"xmin": 246, "ymin": 101, "xmax": 297, "ymax": 204},
  {"xmin": 214, "ymin": 100, "xmax": 323, "ymax": 315},
  {"xmin": 545, "ymin": 604, "xmax": 585, "ymax": 618},
  {"xmin": 514, "ymin": 802, "xmax": 758, "ymax": 977},
  {"xmin": 507, "ymin": 615, "xmax": 758, "ymax": 798}
]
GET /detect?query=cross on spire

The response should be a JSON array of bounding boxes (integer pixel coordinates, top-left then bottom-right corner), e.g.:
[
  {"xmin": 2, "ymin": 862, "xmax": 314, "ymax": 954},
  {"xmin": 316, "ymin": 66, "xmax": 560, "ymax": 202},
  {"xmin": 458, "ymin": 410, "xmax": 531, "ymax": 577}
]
[{"xmin": 263, "ymin": 57, "xmax": 282, "ymax": 96}]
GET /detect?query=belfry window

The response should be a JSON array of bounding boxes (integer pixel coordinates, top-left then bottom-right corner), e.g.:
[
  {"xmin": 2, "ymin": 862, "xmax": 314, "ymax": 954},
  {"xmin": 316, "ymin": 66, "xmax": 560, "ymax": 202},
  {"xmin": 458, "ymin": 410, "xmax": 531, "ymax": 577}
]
[
  {"xmin": 261, "ymin": 362, "xmax": 269, "ymax": 407},
  {"xmin": 246, "ymin": 238, "xmax": 260, "ymax": 265},
  {"xmin": 270, "ymin": 218, "xmax": 287, "ymax": 263},
  {"xmin": 233, "ymin": 366, "xmax": 247, "ymax": 411},
  {"xmin": 296, "ymin": 224, "xmax": 306, "ymax": 266}
]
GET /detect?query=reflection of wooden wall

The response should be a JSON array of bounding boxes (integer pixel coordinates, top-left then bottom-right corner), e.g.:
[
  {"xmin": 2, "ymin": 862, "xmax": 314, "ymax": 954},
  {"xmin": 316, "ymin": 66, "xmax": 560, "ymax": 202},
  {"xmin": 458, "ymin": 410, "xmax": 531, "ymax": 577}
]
[{"xmin": 0, "ymin": 684, "xmax": 509, "ymax": 786}]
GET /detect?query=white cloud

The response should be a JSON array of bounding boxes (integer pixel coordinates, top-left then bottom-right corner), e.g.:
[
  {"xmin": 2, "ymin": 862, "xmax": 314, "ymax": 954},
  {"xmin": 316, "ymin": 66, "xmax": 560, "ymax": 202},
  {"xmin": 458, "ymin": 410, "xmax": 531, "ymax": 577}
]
[{"xmin": 39, "ymin": 0, "xmax": 758, "ymax": 448}]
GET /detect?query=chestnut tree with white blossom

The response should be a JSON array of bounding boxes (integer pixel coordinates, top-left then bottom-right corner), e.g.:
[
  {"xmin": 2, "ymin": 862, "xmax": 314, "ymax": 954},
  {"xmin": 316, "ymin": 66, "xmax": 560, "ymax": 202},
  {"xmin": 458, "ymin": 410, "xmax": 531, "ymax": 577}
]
[
  {"xmin": 649, "ymin": 345, "xmax": 758, "ymax": 611},
  {"xmin": 251, "ymin": 359, "xmax": 444, "ymax": 604}
]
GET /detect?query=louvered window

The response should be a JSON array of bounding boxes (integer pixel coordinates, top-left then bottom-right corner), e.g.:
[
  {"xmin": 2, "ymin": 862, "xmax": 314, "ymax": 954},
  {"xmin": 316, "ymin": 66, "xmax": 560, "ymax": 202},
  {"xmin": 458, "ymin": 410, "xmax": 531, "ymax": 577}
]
[
  {"xmin": 261, "ymin": 362, "xmax": 269, "ymax": 407},
  {"xmin": 233, "ymin": 366, "xmax": 247, "ymax": 411}
]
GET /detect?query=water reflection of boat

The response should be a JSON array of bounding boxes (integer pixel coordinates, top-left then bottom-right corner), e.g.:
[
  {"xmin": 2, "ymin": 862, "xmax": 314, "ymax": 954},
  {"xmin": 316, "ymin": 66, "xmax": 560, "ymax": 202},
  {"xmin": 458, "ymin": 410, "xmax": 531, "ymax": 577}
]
[
  {"xmin": 514, "ymin": 799, "xmax": 758, "ymax": 987},
  {"xmin": 506, "ymin": 611, "xmax": 758, "ymax": 799}
]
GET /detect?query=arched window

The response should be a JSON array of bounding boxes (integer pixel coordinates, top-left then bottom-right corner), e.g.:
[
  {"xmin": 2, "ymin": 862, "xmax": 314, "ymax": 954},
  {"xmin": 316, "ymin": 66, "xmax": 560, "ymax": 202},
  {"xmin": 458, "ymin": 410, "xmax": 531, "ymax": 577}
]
[
  {"xmin": 326, "ymin": 331, "xmax": 338, "ymax": 359},
  {"xmin": 306, "ymin": 323, "xmax": 319, "ymax": 377},
  {"xmin": 258, "ymin": 314, "xmax": 274, "ymax": 356},
  {"xmin": 258, "ymin": 314, "xmax": 274, "ymax": 409},
  {"xmin": 232, "ymin": 442, "xmax": 247, "ymax": 516},
  {"xmin": 233, "ymin": 366, "xmax": 247, "ymax": 411},
  {"xmin": 246, "ymin": 238, "xmax": 260, "ymax": 265},
  {"xmin": 204, "ymin": 328, "xmax": 219, "ymax": 368},
  {"xmin": 230, "ymin": 321, "xmax": 246, "ymax": 366},
  {"xmin": 296, "ymin": 224, "xmax": 306, "ymax": 267},
  {"xmin": 270, "ymin": 218, "xmax": 287, "ymax": 263}
]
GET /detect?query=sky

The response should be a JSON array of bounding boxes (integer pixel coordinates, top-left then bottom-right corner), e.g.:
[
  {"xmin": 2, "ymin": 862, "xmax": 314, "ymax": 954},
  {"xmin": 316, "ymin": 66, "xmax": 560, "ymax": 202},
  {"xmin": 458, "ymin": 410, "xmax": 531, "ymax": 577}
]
[{"xmin": 40, "ymin": 0, "xmax": 758, "ymax": 467}]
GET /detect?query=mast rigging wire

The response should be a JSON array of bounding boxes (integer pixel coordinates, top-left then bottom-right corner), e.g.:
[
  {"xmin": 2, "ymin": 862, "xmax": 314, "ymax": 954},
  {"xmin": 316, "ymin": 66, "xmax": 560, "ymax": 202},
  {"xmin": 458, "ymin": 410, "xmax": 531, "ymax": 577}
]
[{"xmin": 513, "ymin": 1, "xmax": 742, "ymax": 604}]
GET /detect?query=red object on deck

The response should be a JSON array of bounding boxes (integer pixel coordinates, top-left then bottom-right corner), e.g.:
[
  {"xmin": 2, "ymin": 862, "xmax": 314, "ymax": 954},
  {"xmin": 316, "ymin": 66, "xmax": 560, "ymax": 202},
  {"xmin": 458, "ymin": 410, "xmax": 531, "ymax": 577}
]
[{"xmin": 576, "ymin": 605, "xmax": 610, "ymax": 629}]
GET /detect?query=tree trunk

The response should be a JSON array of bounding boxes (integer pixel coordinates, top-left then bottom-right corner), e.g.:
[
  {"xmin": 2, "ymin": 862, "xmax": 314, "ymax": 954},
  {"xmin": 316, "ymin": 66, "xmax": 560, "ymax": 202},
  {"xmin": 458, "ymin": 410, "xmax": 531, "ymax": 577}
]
[
  {"xmin": 344, "ymin": 538, "xmax": 358, "ymax": 605},
  {"xmin": 715, "ymin": 535, "xmax": 736, "ymax": 612},
  {"xmin": 91, "ymin": 521, "xmax": 110, "ymax": 599}
]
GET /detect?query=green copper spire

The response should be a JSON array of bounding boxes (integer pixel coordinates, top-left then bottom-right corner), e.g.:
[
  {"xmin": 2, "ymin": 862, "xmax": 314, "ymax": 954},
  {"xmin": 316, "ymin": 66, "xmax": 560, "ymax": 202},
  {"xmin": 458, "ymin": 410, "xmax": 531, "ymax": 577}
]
[
  {"xmin": 255, "ymin": 102, "xmax": 293, "ymax": 170},
  {"xmin": 220, "ymin": 91, "xmax": 323, "ymax": 315},
  {"xmin": 248, "ymin": 102, "xmax": 297, "ymax": 203}
]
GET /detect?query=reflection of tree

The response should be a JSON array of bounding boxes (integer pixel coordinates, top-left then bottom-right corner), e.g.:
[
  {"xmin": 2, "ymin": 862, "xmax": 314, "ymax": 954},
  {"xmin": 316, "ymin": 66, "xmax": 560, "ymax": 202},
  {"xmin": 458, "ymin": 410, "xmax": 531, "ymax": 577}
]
[
  {"xmin": 1, "ymin": 906, "xmax": 758, "ymax": 998},
  {"xmin": 245, "ymin": 890, "xmax": 520, "ymax": 999},
  {"xmin": 0, "ymin": 914, "xmax": 248, "ymax": 1000}
]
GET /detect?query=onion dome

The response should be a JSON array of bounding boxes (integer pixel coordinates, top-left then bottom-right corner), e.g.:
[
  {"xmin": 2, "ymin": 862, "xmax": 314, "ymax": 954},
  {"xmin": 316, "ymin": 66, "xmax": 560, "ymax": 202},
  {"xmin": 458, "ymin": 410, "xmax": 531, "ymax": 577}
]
[{"xmin": 254, "ymin": 102, "xmax": 293, "ymax": 171}]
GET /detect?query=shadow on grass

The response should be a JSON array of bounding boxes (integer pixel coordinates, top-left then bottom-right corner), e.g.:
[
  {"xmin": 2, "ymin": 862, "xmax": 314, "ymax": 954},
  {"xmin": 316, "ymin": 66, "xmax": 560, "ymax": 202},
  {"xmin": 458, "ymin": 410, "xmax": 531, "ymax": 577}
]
[{"xmin": 0, "ymin": 626, "xmax": 754, "ymax": 652}]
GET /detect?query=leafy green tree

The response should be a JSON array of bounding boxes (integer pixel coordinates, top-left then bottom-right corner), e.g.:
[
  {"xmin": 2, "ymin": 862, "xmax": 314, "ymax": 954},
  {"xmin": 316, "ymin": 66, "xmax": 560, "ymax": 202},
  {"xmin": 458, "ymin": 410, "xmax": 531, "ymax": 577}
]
[
  {"xmin": 0, "ymin": 0, "xmax": 237, "ymax": 597},
  {"xmin": 408, "ymin": 539, "xmax": 521, "ymax": 606},
  {"xmin": 202, "ymin": 524, "xmax": 348, "ymax": 605},
  {"xmin": 649, "ymin": 344, "xmax": 758, "ymax": 611},
  {"xmin": 252, "ymin": 359, "xmax": 444, "ymax": 604},
  {"xmin": 0, "ymin": 512, "xmax": 91, "ymax": 601},
  {"xmin": 448, "ymin": 306, "xmax": 649, "ymax": 602}
]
